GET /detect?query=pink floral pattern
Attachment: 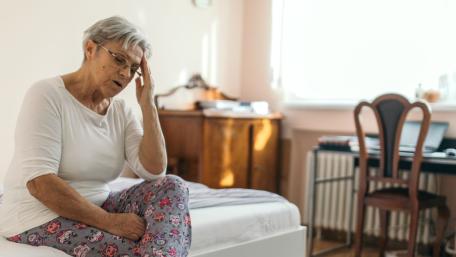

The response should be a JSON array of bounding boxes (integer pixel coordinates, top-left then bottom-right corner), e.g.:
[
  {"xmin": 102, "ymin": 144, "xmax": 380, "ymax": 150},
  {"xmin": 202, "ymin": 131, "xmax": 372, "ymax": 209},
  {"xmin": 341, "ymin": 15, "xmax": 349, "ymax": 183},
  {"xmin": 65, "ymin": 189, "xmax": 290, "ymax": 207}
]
[{"xmin": 8, "ymin": 175, "xmax": 191, "ymax": 257}]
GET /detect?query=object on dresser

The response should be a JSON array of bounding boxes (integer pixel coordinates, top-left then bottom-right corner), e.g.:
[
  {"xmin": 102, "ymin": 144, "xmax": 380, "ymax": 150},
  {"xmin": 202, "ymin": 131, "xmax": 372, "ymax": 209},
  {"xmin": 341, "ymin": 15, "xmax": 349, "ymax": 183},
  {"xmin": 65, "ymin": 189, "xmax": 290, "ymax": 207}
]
[
  {"xmin": 196, "ymin": 99, "xmax": 240, "ymax": 110},
  {"xmin": 154, "ymin": 74, "xmax": 237, "ymax": 110},
  {"xmin": 197, "ymin": 100, "xmax": 270, "ymax": 115},
  {"xmin": 240, "ymin": 101, "xmax": 269, "ymax": 114}
]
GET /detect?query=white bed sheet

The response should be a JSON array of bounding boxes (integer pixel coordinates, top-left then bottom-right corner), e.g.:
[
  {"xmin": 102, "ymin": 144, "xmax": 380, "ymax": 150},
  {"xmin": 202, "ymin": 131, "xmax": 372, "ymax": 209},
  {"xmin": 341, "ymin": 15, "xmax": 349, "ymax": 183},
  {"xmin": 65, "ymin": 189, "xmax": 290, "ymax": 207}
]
[{"xmin": 189, "ymin": 201, "xmax": 301, "ymax": 255}]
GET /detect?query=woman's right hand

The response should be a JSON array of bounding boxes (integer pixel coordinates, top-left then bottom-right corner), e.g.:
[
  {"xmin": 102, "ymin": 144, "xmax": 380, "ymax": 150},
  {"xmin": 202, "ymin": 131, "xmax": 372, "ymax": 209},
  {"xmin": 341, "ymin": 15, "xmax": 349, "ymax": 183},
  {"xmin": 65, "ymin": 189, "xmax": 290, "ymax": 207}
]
[
  {"xmin": 26, "ymin": 174, "xmax": 146, "ymax": 241},
  {"xmin": 105, "ymin": 213, "xmax": 146, "ymax": 241}
]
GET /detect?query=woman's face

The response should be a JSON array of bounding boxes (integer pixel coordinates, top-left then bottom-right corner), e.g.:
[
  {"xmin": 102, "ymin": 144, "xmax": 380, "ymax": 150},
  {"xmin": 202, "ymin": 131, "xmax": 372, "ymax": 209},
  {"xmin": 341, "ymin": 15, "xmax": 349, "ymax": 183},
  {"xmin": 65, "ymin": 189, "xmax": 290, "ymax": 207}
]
[{"xmin": 85, "ymin": 40, "xmax": 144, "ymax": 98}]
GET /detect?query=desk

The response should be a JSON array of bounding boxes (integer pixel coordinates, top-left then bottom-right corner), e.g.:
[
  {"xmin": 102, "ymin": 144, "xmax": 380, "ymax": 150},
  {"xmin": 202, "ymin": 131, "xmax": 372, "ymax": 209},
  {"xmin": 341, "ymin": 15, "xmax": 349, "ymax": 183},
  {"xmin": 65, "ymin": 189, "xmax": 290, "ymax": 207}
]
[{"xmin": 307, "ymin": 143, "xmax": 456, "ymax": 257}]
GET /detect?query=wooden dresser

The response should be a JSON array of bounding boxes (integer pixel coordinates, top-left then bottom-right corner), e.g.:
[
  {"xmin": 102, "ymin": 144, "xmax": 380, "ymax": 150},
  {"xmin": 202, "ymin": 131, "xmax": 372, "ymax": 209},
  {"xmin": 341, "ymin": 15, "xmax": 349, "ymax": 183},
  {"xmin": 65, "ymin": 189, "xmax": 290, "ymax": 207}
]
[{"xmin": 158, "ymin": 110, "xmax": 282, "ymax": 193}]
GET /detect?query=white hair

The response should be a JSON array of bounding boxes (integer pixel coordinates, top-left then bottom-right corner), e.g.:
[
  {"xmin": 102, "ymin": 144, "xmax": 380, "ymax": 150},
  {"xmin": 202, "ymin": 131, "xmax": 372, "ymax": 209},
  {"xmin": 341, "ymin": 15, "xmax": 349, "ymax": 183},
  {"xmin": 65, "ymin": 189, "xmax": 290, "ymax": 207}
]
[{"xmin": 82, "ymin": 16, "xmax": 151, "ymax": 59}]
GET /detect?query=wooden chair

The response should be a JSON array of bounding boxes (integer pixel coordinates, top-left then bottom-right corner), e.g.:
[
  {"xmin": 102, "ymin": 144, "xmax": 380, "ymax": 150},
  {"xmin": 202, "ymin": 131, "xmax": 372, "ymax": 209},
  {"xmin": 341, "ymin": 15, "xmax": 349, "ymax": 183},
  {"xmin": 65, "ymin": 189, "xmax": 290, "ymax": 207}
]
[{"xmin": 353, "ymin": 94, "xmax": 450, "ymax": 257}]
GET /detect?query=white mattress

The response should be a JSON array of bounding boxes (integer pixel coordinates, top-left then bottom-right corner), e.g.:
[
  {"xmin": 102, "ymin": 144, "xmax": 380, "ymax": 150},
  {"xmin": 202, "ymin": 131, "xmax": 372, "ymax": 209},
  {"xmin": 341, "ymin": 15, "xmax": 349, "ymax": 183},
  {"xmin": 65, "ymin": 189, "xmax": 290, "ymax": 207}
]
[
  {"xmin": 0, "ymin": 178, "xmax": 301, "ymax": 256},
  {"xmin": 189, "ymin": 201, "xmax": 301, "ymax": 255}
]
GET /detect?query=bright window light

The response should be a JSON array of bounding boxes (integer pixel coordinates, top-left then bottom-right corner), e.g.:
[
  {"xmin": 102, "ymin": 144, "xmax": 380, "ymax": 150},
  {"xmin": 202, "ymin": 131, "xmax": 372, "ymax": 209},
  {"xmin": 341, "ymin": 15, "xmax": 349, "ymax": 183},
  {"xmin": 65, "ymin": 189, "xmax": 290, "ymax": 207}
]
[{"xmin": 271, "ymin": 0, "xmax": 456, "ymax": 103}]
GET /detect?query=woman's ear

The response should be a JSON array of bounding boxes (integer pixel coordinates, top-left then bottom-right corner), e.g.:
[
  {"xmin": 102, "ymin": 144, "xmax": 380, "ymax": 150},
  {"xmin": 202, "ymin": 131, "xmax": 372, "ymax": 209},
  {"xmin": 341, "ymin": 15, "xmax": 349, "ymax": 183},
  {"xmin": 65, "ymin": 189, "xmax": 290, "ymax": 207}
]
[{"xmin": 84, "ymin": 40, "xmax": 98, "ymax": 60}]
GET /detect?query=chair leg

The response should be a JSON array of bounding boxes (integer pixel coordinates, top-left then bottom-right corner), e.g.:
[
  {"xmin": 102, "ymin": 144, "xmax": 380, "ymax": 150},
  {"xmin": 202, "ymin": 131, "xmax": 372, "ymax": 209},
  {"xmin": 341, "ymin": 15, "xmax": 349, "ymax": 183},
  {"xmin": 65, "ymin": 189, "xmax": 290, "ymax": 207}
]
[
  {"xmin": 354, "ymin": 201, "xmax": 366, "ymax": 257},
  {"xmin": 433, "ymin": 205, "xmax": 450, "ymax": 257},
  {"xmin": 379, "ymin": 209, "xmax": 390, "ymax": 257},
  {"xmin": 407, "ymin": 208, "xmax": 419, "ymax": 257}
]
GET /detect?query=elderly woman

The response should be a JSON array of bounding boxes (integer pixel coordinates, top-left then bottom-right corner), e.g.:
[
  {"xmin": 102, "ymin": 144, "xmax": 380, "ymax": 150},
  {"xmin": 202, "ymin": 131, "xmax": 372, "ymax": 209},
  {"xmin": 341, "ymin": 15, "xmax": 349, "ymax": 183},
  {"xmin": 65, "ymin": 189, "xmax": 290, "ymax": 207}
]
[{"xmin": 0, "ymin": 16, "xmax": 191, "ymax": 256}]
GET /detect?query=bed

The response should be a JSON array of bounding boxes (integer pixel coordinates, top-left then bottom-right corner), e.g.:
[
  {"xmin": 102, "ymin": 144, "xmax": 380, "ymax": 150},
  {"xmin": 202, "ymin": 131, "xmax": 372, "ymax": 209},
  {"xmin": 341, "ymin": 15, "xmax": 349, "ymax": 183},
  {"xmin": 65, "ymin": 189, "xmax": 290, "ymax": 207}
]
[{"xmin": 0, "ymin": 177, "xmax": 306, "ymax": 257}]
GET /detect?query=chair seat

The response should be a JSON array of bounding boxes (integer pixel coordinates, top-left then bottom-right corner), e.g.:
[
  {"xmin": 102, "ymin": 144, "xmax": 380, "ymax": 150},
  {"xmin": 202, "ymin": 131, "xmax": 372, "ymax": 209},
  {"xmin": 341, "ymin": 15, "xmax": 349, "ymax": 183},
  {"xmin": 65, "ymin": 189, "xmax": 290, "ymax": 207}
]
[{"xmin": 365, "ymin": 187, "xmax": 446, "ymax": 210}]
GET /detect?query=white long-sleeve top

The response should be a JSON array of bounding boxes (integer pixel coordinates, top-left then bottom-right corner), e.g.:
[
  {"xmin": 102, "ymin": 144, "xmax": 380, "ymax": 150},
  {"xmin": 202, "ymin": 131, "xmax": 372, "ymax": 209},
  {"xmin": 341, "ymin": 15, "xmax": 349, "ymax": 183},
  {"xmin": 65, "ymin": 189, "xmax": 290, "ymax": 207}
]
[{"xmin": 0, "ymin": 76, "xmax": 165, "ymax": 237}]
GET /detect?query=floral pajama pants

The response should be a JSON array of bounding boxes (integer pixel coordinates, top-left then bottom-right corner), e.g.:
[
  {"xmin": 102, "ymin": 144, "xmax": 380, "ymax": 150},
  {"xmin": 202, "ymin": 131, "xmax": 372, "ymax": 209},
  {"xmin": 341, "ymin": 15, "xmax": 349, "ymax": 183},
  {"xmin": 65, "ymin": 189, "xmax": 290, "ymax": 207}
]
[{"xmin": 7, "ymin": 175, "xmax": 192, "ymax": 257}]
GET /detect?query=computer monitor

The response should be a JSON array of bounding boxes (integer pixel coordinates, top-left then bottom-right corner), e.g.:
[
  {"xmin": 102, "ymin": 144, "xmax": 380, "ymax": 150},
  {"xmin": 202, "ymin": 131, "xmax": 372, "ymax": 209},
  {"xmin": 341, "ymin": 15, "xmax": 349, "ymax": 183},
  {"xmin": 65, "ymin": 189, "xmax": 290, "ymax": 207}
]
[{"xmin": 399, "ymin": 121, "xmax": 448, "ymax": 152}]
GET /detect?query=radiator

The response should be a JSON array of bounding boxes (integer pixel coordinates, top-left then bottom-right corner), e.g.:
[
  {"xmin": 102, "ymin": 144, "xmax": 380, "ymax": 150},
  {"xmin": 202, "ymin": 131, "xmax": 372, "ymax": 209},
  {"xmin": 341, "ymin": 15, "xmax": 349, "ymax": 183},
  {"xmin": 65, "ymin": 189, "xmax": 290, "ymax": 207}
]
[{"xmin": 305, "ymin": 151, "xmax": 439, "ymax": 244}]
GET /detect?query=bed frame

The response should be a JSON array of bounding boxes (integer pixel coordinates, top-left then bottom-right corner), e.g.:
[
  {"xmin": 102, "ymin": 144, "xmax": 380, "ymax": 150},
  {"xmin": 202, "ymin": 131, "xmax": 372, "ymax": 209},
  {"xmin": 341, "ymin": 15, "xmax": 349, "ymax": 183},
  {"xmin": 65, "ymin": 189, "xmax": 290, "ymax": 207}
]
[
  {"xmin": 190, "ymin": 226, "xmax": 306, "ymax": 257},
  {"xmin": 0, "ymin": 227, "xmax": 306, "ymax": 257}
]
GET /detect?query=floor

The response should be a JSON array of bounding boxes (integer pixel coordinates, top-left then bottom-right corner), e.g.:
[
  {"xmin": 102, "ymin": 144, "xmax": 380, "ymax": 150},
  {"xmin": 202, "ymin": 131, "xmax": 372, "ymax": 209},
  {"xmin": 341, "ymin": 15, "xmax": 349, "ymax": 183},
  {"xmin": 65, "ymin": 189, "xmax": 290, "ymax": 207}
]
[
  {"xmin": 312, "ymin": 239, "xmax": 445, "ymax": 257},
  {"xmin": 313, "ymin": 239, "xmax": 383, "ymax": 257}
]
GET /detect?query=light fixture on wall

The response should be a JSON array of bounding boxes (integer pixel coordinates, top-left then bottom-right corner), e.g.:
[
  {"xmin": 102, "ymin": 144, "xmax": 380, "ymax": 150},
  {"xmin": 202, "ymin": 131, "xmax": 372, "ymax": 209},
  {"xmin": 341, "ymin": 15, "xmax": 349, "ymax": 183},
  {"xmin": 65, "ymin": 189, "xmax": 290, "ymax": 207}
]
[{"xmin": 193, "ymin": 0, "xmax": 212, "ymax": 8}]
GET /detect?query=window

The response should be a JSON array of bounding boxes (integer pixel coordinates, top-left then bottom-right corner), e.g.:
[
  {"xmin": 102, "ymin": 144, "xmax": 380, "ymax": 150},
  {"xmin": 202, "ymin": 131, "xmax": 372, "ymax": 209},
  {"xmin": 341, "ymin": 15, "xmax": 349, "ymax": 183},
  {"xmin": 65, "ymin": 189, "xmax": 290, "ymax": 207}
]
[{"xmin": 271, "ymin": 0, "xmax": 456, "ymax": 104}]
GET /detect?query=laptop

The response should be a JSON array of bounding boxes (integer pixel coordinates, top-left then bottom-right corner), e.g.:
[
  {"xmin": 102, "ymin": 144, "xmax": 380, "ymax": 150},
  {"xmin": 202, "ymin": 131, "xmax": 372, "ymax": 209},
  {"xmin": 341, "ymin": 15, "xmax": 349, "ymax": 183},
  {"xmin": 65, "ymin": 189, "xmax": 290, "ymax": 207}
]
[{"xmin": 370, "ymin": 121, "xmax": 448, "ymax": 153}]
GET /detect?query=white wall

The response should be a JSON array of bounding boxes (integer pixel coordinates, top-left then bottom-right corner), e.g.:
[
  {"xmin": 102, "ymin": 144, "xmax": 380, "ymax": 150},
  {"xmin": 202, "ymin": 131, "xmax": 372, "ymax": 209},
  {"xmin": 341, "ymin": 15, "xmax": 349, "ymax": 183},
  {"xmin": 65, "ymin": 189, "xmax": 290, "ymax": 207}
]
[{"xmin": 0, "ymin": 0, "xmax": 244, "ymax": 183}]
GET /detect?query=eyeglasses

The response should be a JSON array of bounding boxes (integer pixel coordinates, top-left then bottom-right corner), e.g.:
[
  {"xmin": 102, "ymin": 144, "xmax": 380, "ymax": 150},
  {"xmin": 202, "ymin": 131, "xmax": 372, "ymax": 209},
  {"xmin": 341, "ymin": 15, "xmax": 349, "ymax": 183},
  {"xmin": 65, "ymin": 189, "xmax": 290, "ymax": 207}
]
[{"xmin": 97, "ymin": 44, "xmax": 142, "ymax": 78}]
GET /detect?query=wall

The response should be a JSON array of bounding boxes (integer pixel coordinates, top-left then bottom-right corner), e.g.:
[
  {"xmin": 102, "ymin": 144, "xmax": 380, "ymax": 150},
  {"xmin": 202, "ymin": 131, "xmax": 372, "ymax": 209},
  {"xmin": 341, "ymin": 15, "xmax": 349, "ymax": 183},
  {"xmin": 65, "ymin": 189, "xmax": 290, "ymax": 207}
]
[
  {"xmin": 241, "ymin": 0, "xmax": 456, "ymax": 226},
  {"xmin": 0, "ymin": 0, "xmax": 244, "ymax": 183}
]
